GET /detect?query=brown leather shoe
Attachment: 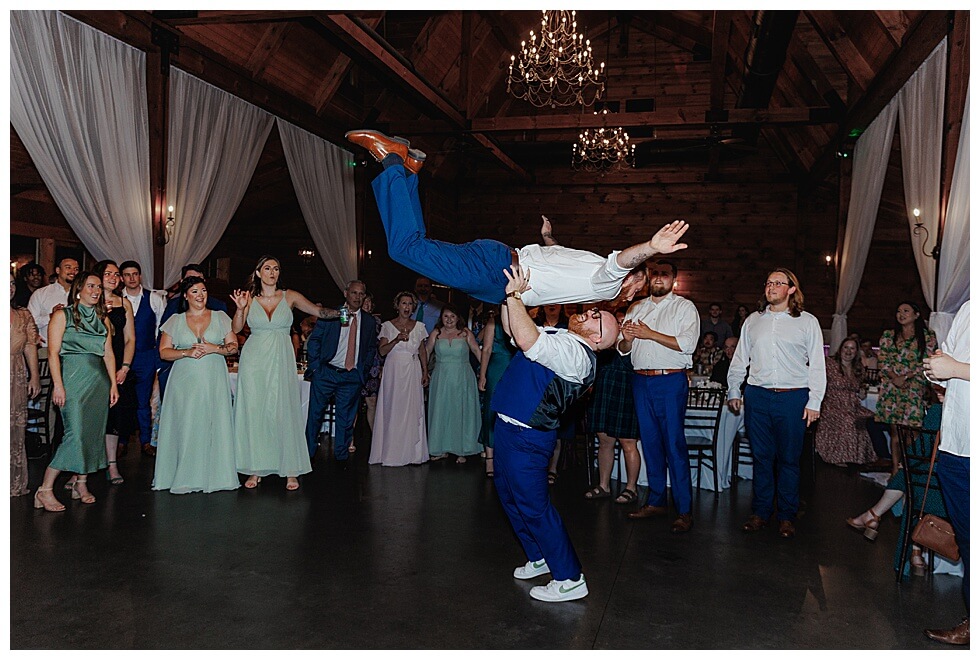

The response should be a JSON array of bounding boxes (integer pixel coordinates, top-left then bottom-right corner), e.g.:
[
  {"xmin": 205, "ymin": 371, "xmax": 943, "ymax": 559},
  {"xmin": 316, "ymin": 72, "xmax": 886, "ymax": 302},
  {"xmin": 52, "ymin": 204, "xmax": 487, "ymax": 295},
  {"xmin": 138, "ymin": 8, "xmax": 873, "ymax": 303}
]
[
  {"xmin": 345, "ymin": 129, "xmax": 409, "ymax": 164},
  {"xmin": 628, "ymin": 505, "xmax": 669, "ymax": 520},
  {"xmin": 404, "ymin": 148, "xmax": 426, "ymax": 175},
  {"xmin": 742, "ymin": 514, "xmax": 768, "ymax": 532},
  {"xmin": 670, "ymin": 513, "xmax": 694, "ymax": 534},
  {"xmin": 778, "ymin": 520, "xmax": 796, "ymax": 538},
  {"xmin": 925, "ymin": 618, "xmax": 969, "ymax": 645},
  {"xmin": 141, "ymin": 443, "xmax": 156, "ymax": 457}
]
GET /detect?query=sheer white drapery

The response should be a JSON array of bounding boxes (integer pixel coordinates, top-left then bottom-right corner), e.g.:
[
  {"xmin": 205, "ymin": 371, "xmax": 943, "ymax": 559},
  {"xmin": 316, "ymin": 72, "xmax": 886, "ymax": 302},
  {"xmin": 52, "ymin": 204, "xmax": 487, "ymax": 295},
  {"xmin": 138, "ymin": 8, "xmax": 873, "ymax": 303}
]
[
  {"xmin": 164, "ymin": 69, "xmax": 274, "ymax": 286},
  {"xmin": 10, "ymin": 10, "xmax": 154, "ymax": 272},
  {"xmin": 277, "ymin": 119, "xmax": 358, "ymax": 292},
  {"xmin": 829, "ymin": 99, "xmax": 899, "ymax": 352},
  {"xmin": 931, "ymin": 83, "xmax": 970, "ymax": 344},
  {"xmin": 897, "ymin": 39, "xmax": 947, "ymax": 311}
]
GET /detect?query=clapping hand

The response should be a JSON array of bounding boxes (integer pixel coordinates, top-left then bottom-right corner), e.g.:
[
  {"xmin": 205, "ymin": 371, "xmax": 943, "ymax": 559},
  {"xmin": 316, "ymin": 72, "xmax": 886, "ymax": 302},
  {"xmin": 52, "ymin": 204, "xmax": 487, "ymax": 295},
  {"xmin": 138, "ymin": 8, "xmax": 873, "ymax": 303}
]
[
  {"xmin": 230, "ymin": 289, "xmax": 251, "ymax": 310},
  {"xmin": 622, "ymin": 319, "xmax": 651, "ymax": 340},
  {"xmin": 648, "ymin": 220, "xmax": 690, "ymax": 254}
]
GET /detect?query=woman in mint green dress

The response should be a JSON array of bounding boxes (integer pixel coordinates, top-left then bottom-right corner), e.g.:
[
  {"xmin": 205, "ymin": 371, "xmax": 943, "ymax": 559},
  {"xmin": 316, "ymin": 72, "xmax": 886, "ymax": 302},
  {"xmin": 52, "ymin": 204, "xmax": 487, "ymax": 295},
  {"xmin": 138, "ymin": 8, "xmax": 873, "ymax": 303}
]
[
  {"xmin": 34, "ymin": 273, "xmax": 118, "ymax": 512},
  {"xmin": 424, "ymin": 305, "xmax": 483, "ymax": 463},
  {"xmin": 155, "ymin": 277, "xmax": 240, "ymax": 494},
  {"xmin": 229, "ymin": 256, "xmax": 340, "ymax": 490},
  {"xmin": 477, "ymin": 313, "xmax": 516, "ymax": 477}
]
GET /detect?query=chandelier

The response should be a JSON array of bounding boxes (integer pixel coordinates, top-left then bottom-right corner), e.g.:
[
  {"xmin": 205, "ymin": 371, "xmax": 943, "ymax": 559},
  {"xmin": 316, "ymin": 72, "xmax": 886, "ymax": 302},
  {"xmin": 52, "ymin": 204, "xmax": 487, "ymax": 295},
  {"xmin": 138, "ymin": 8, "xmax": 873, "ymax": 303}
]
[
  {"xmin": 507, "ymin": 10, "xmax": 605, "ymax": 108},
  {"xmin": 572, "ymin": 111, "xmax": 635, "ymax": 171}
]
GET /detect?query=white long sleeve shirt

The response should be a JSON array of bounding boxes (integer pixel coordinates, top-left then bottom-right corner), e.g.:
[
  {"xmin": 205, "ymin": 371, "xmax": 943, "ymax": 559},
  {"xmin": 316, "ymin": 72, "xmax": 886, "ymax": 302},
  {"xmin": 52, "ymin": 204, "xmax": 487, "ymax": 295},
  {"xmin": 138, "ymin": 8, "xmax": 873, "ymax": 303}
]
[
  {"xmin": 617, "ymin": 292, "xmax": 699, "ymax": 369},
  {"xmin": 929, "ymin": 300, "xmax": 970, "ymax": 458},
  {"xmin": 727, "ymin": 307, "xmax": 827, "ymax": 411},
  {"xmin": 27, "ymin": 282, "xmax": 70, "ymax": 346},
  {"xmin": 517, "ymin": 245, "xmax": 631, "ymax": 306}
]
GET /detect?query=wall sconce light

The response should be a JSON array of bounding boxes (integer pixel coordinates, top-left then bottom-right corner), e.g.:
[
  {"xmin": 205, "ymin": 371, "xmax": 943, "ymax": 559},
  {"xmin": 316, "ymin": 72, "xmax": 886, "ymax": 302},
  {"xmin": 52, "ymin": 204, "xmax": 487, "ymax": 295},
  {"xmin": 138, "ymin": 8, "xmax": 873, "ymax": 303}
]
[
  {"xmin": 911, "ymin": 207, "xmax": 939, "ymax": 259},
  {"xmin": 158, "ymin": 205, "xmax": 175, "ymax": 245},
  {"xmin": 824, "ymin": 254, "xmax": 833, "ymax": 266},
  {"xmin": 298, "ymin": 248, "xmax": 316, "ymax": 266}
]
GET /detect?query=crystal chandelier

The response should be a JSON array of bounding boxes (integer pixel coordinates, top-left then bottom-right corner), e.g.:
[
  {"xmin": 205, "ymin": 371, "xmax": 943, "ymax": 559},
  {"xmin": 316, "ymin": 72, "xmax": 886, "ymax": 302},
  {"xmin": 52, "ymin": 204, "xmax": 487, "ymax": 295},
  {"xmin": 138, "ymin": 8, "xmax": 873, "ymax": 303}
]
[
  {"xmin": 572, "ymin": 111, "xmax": 635, "ymax": 171},
  {"xmin": 507, "ymin": 10, "xmax": 605, "ymax": 108}
]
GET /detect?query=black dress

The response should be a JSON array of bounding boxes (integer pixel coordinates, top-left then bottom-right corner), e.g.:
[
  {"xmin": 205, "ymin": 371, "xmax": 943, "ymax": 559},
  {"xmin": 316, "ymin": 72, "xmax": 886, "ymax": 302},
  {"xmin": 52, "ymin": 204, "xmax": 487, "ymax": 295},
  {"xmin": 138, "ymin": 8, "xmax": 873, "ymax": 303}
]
[{"xmin": 105, "ymin": 306, "xmax": 137, "ymax": 438}]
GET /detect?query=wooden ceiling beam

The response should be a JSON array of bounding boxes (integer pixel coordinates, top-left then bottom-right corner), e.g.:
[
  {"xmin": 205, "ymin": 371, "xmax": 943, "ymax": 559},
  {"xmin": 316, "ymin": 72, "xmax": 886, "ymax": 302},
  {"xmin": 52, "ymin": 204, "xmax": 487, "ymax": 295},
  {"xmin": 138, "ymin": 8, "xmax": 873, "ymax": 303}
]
[
  {"xmin": 710, "ymin": 11, "xmax": 734, "ymax": 111},
  {"xmin": 312, "ymin": 14, "xmax": 384, "ymax": 116},
  {"xmin": 803, "ymin": 11, "xmax": 877, "ymax": 91},
  {"xmin": 938, "ymin": 10, "xmax": 969, "ymax": 234},
  {"xmin": 805, "ymin": 10, "xmax": 951, "ymax": 187},
  {"xmin": 245, "ymin": 22, "xmax": 293, "ymax": 79},
  {"xmin": 155, "ymin": 11, "xmax": 312, "ymax": 26}
]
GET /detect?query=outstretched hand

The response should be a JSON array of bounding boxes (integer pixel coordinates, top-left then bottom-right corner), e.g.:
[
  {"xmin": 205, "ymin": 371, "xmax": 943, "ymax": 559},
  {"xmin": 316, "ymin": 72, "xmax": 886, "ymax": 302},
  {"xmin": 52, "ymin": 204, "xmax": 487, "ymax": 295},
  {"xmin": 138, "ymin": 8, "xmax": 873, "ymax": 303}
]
[
  {"xmin": 230, "ymin": 289, "xmax": 251, "ymax": 310},
  {"xmin": 502, "ymin": 263, "xmax": 532, "ymax": 297},
  {"xmin": 648, "ymin": 220, "xmax": 690, "ymax": 254}
]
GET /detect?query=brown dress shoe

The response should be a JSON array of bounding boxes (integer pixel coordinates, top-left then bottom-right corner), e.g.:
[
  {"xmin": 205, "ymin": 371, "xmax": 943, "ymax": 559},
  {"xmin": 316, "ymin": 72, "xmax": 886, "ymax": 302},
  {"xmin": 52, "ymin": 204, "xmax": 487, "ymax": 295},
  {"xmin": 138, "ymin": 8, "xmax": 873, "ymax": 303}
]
[
  {"xmin": 925, "ymin": 618, "xmax": 969, "ymax": 645},
  {"xmin": 628, "ymin": 505, "xmax": 669, "ymax": 519},
  {"xmin": 670, "ymin": 513, "xmax": 694, "ymax": 534},
  {"xmin": 345, "ymin": 129, "xmax": 409, "ymax": 164},
  {"xmin": 404, "ymin": 148, "xmax": 426, "ymax": 175},
  {"xmin": 742, "ymin": 514, "xmax": 768, "ymax": 532},
  {"xmin": 778, "ymin": 520, "xmax": 796, "ymax": 538}
]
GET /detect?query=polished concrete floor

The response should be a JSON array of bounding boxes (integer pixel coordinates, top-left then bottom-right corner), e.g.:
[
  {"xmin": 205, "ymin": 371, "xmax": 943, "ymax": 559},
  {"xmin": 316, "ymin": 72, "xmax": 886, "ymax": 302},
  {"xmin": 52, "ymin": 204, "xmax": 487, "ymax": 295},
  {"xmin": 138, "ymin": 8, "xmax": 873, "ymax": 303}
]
[{"xmin": 11, "ymin": 429, "xmax": 967, "ymax": 649}]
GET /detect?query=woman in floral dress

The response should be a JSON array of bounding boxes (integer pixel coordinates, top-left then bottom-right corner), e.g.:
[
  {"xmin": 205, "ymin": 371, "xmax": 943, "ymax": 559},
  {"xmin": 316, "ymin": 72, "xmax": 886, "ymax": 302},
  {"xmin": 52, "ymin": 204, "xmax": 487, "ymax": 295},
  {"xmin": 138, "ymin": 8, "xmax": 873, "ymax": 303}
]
[
  {"xmin": 815, "ymin": 338, "xmax": 875, "ymax": 466},
  {"xmin": 875, "ymin": 301, "xmax": 937, "ymax": 474}
]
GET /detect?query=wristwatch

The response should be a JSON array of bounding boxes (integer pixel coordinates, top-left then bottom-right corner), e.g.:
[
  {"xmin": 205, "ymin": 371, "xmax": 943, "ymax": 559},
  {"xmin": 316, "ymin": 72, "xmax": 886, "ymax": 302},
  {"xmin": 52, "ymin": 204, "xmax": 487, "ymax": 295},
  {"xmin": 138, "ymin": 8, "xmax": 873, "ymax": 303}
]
[{"xmin": 507, "ymin": 291, "xmax": 522, "ymax": 300}]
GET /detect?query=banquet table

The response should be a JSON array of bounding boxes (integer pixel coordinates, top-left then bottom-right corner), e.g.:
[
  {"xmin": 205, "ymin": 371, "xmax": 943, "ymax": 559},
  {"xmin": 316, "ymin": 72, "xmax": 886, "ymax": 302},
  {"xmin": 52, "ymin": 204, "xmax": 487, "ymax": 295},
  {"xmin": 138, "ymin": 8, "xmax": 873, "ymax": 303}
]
[{"xmin": 616, "ymin": 388, "xmax": 752, "ymax": 492}]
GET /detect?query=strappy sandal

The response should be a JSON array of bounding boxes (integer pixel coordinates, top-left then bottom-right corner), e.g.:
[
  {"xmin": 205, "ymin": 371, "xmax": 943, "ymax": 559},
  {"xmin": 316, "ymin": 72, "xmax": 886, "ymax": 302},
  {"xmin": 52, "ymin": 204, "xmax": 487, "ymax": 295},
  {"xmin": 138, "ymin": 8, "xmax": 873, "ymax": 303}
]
[
  {"xmin": 911, "ymin": 546, "xmax": 927, "ymax": 576},
  {"xmin": 285, "ymin": 477, "xmax": 300, "ymax": 491},
  {"xmin": 547, "ymin": 471, "xmax": 558, "ymax": 486},
  {"xmin": 615, "ymin": 488, "xmax": 638, "ymax": 505},
  {"xmin": 71, "ymin": 478, "xmax": 96, "ymax": 504},
  {"xmin": 244, "ymin": 475, "xmax": 261, "ymax": 489},
  {"xmin": 34, "ymin": 487, "xmax": 66, "ymax": 512},
  {"xmin": 584, "ymin": 486, "xmax": 611, "ymax": 500},
  {"xmin": 845, "ymin": 509, "xmax": 881, "ymax": 541},
  {"xmin": 106, "ymin": 460, "xmax": 124, "ymax": 485}
]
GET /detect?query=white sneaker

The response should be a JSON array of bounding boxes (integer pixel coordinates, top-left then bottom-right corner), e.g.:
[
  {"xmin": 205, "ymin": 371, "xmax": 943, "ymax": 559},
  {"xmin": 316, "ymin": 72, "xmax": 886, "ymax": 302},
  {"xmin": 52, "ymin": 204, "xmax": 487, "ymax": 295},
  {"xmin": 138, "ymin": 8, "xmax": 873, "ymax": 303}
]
[
  {"xmin": 513, "ymin": 559, "xmax": 550, "ymax": 580},
  {"xmin": 529, "ymin": 574, "xmax": 588, "ymax": 602}
]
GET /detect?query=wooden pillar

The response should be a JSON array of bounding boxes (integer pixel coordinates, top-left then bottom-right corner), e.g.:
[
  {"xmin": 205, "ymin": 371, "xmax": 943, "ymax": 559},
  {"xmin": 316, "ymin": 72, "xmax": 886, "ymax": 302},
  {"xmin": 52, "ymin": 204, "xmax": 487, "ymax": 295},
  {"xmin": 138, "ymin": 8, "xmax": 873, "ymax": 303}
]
[
  {"xmin": 147, "ymin": 25, "xmax": 176, "ymax": 290},
  {"xmin": 39, "ymin": 238, "xmax": 56, "ymax": 276}
]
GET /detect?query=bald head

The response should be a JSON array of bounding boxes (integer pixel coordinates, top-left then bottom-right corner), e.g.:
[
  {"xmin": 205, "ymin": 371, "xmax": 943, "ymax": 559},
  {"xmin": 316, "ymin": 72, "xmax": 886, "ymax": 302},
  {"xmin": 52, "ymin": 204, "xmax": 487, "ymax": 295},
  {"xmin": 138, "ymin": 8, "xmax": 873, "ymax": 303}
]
[{"xmin": 568, "ymin": 308, "xmax": 620, "ymax": 351}]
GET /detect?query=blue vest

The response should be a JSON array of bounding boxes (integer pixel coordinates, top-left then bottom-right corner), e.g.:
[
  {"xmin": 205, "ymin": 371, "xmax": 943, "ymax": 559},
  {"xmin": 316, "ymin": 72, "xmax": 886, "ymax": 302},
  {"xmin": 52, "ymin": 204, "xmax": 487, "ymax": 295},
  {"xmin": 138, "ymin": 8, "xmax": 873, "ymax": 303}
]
[
  {"xmin": 491, "ymin": 333, "xmax": 597, "ymax": 431},
  {"xmin": 133, "ymin": 289, "xmax": 157, "ymax": 353}
]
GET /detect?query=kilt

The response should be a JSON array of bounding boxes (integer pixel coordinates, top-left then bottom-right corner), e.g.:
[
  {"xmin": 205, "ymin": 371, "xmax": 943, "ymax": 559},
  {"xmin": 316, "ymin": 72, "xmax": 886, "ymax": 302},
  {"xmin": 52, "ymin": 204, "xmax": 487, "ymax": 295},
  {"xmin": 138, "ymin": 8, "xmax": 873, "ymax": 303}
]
[{"xmin": 587, "ymin": 352, "xmax": 640, "ymax": 439}]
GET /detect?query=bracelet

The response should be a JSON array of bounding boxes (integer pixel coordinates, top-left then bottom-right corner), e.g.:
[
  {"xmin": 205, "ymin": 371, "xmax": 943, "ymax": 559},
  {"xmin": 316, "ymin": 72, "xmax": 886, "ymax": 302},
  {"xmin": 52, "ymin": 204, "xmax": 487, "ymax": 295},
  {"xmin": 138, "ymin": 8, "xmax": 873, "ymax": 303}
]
[{"xmin": 121, "ymin": 362, "xmax": 131, "ymax": 368}]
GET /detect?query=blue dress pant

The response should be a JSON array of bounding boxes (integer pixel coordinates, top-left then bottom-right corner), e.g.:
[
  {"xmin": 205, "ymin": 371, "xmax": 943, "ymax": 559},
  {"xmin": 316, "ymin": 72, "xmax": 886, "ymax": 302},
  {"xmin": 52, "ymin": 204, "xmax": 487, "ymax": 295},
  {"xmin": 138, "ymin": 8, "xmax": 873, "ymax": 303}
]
[
  {"xmin": 743, "ymin": 385, "xmax": 809, "ymax": 521},
  {"xmin": 129, "ymin": 348, "xmax": 157, "ymax": 446},
  {"xmin": 936, "ymin": 451, "xmax": 970, "ymax": 606},
  {"xmin": 632, "ymin": 372, "xmax": 692, "ymax": 514},
  {"xmin": 305, "ymin": 366, "xmax": 362, "ymax": 460},
  {"xmin": 371, "ymin": 166, "xmax": 511, "ymax": 304},
  {"xmin": 494, "ymin": 419, "xmax": 583, "ymax": 581}
]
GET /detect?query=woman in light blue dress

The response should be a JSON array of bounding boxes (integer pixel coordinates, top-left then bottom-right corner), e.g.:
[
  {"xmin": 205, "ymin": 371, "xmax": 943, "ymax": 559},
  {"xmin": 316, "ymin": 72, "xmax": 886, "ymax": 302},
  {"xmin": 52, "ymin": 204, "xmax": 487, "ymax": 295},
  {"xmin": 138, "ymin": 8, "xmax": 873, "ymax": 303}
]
[
  {"xmin": 155, "ymin": 277, "xmax": 240, "ymax": 494},
  {"xmin": 425, "ymin": 305, "xmax": 483, "ymax": 463},
  {"xmin": 229, "ymin": 256, "xmax": 340, "ymax": 490}
]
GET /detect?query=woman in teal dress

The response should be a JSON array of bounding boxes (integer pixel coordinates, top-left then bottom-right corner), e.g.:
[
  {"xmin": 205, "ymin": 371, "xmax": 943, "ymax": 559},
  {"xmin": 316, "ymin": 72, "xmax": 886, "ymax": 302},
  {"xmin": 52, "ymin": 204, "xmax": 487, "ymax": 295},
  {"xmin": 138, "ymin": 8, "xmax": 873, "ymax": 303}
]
[
  {"xmin": 425, "ymin": 305, "xmax": 483, "ymax": 463},
  {"xmin": 477, "ymin": 311, "xmax": 515, "ymax": 477},
  {"xmin": 155, "ymin": 277, "xmax": 240, "ymax": 494},
  {"xmin": 229, "ymin": 256, "xmax": 340, "ymax": 490},
  {"xmin": 34, "ymin": 273, "xmax": 118, "ymax": 512}
]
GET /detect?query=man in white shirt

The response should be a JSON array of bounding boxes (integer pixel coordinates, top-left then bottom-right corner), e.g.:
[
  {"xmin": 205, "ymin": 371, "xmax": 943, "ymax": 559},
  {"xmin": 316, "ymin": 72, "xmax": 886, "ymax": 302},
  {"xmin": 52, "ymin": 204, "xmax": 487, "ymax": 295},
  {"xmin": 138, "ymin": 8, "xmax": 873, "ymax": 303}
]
[
  {"xmin": 923, "ymin": 300, "xmax": 970, "ymax": 646},
  {"xmin": 27, "ymin": 257, "xmax": 78, "ymax": 345},
  {"xmin": 119, "ymin": 260, "xmax": 166, "ymax": 456},
  {"xmin": 618, "ymin": 260, "xmax": 700, "ymax": 533},
  {"xmin": 727, "ymin": 268, "xmax": 826, "ymax": 539},
  {"xmin": 348, "ymin": 128, "xmax": 689, "ymax": 306}
]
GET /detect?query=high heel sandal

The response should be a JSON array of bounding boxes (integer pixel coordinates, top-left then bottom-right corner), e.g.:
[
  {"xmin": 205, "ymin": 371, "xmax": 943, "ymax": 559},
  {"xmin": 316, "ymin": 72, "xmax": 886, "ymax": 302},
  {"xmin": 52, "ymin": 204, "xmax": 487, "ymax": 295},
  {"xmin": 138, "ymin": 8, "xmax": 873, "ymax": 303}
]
[
  {"xmin": 911, "ymin": 546, "xmax": 927, "ymax": 576},
  {"xmin": 845, "ymin": 509, "xmax": 881, "ymax": 541},
  {"xmin": 485, "ymin": 458, "xmax": 494, "ymax": 478},
  {"xmin": 71, "ymin": 479, "xmax": 96, "ymax": 504},
  {"xmin": 285, "ymin": 477, "xmax": 300, "ymax": 491},
  {"xmin": 33, "ymin": 487, "xmax": 66, "ymax": 512},
  {"xmin": 244, "ymin": 475, "xmax": 261, "ymax": 489},
  {"xmin": 106, "ymin": 460, "xmax": 124, "ymax": 485}
]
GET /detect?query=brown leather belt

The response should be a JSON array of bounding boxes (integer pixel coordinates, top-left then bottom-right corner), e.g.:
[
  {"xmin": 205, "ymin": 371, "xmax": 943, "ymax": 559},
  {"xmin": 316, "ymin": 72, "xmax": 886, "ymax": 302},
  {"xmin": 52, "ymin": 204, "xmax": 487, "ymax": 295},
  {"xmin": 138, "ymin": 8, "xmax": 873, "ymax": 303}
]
[
  {"xmin": 768, "ymin": 387, "xmax": 803, "ymax": 392},
  {"xmin": 510, "ymin": 248, "xmax": 520, "ymax": 270},
  {"xmin": 636, "ymin": 368, "xmax": 686, "ymax": 376}
]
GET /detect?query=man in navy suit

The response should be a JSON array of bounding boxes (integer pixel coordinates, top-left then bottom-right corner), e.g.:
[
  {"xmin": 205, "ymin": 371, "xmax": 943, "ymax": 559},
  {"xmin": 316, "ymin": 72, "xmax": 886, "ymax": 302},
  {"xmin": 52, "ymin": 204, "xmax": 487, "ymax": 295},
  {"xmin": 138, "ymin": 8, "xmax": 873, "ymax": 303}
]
[{"xmin": 304, "ymin": 280, "xmax": 378, "ymax": 465}]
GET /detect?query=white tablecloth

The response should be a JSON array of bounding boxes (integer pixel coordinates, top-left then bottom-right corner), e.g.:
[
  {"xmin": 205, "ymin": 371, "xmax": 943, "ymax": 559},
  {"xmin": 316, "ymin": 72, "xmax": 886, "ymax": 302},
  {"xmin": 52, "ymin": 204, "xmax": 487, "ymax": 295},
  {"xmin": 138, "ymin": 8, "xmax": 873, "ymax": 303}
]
[{"xmin": 616, "ymin": 401, "xmax": 752, "ymax": 492}]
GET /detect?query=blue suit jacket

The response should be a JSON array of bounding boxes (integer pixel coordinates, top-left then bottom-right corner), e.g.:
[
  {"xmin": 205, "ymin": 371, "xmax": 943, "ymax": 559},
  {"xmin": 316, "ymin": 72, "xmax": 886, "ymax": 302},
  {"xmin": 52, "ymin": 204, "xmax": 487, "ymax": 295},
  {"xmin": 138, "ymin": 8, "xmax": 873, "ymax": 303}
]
[{"xmin": 305, "ymin": 309, "xmax": 379, "ymax": 385}]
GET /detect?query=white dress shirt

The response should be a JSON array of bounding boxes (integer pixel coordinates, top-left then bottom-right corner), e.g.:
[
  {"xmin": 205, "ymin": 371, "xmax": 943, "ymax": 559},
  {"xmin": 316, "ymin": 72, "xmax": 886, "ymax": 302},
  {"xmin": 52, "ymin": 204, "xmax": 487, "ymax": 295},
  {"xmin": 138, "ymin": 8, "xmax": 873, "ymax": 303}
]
[
  {"xmin": 523, "ymin": 326, "xmax": 596, "ymax": 384},
  {"xmin": 617, "ymin": 292, "xmax": 699, "ymax": 369},
  {"xmin": 727, "ymin": 307, "xmax": 827, "ymax": 410},
  {"xmin": 930, "ymin": 301, "xmax": 970, "ymax": 457},
  {"xmin": 27, "ymin": 282, "xmax": 70, "ymax": 346},
  {"xmin": 328, "ymin": 308, "xmax": 362, "ymax": 370},
  {"xmin": 517, "ymin": 244, "xmax": 631, "ymax": 306},
  {"xmin": 123, "ymin": 287, "xmax": 167, "ymax": 337}
]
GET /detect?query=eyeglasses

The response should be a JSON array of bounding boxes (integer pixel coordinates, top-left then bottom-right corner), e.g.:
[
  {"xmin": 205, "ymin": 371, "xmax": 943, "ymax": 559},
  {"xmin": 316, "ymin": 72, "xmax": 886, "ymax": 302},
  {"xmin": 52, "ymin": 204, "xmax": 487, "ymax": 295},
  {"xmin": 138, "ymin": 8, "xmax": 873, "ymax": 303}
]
[
  {"xmin": 587, "ymin": 307, "xmax": 602, "ymax": 341},
  {"xmin": 765, "ymin": 281, "xmax": 790, "ymax": 289}
]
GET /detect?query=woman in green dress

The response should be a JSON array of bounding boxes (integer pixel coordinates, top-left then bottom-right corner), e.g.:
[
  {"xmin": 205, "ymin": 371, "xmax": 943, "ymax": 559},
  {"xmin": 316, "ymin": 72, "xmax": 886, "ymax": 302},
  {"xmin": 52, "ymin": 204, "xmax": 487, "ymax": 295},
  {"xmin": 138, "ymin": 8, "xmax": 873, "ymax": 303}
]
[
  {"xmin": 229, "ymin": 256, "xmax": 340, "ymax": 490},
  {"xmin": 155, "ymin": 277, "xmax": 240, "ymax": 494},
  {"xmin": 875, "ymin": 301, "xmax": 937, "ymax": 474},
  {"xmin": 425, "ymin": 305, "xmax": 483, "ymax": 463},
  {"xmin": 477, "ymin": 311, "xmax": 515, "ymax": 477},
  {"xmin": 34, "ymin": 273, "xmax": 119, "ymax": 512}
]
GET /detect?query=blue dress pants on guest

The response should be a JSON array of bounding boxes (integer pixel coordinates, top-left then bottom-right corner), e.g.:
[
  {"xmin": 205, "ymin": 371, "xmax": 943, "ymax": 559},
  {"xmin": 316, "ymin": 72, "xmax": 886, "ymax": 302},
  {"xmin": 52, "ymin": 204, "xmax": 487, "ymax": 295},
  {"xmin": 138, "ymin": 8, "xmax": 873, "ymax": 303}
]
[
  {"xmin": 371, "ymin": 166, "xmax": 511, "ymax": 304},
  {"xmin": 743, "ymin": 385, "xmax": 809, "ymax": 521},
  {"xmin": 936, "ymin": 451, "xmax": 970, "ymax": 606},
  {"xmin": 494, "ymin": 419, "xmax": 583, "ymax": 581},
  {"xmin": 632, "ymin": 372, "xmax": 692, "ymax": 515},
  {"xmin": 130, "ymin": 348, "xmax": 157, "ymax": 447},
  {"xmin": 305, "ymin": 366, "xmax": 362, "ymax": 460}
]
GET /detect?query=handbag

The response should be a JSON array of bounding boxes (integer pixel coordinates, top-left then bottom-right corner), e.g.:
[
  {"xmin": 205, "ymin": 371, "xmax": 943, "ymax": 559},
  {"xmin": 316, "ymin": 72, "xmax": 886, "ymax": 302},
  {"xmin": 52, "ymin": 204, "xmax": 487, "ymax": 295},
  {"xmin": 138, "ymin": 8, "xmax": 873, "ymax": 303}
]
[{"xmin": 910, "ymin": 430, "xmax": 960, "ymax": 561}]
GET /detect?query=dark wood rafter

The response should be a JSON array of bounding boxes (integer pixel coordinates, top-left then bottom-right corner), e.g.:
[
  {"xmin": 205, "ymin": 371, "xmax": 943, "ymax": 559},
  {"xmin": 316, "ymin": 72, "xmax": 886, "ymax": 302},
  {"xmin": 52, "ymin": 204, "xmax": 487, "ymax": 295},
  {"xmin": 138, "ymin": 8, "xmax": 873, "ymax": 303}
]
[
  {"xmin": 312, "ymin": 14, "xmax": 385, "ymax": 116},
  {"xmin": 245, "ymin": 22, "xmax": 292, "ymax": 79},
  {"xmin": 154, "ymin": 11, "xmax": 313, "ymax": 26},
  {"xmin": 708, "ymin": 11, "xmax": 733, "ymax": 178},
  {"xmin": 804, "ymin": 11, "xmax": 878, "ymax": 92},
  {"xmin": 937, "ymin": 10, "xmax": 969, "ymax": 238}
]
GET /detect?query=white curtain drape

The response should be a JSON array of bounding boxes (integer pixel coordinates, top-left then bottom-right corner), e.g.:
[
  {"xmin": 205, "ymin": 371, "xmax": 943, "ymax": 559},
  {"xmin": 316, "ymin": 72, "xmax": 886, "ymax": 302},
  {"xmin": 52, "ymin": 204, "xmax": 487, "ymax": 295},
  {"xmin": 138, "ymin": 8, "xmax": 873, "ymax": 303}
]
[
  {"xmin": 829, "ymin": 99, "xmax": 899, "ymax": 352},
  {"xmin": 931, "ymin": 83, "xmax": 970, "ymax": 344},
  {"xmin": 898, "ymin": 38, "xmax": 947, "ymax": 310},
  {"xmin": 276, "ymin": 119, "xmax": 357, "ymax": 291},
  {"xmin": 10, "ymin": 10, "xmax": 154, "ymax": 272},
  {"xmin": 164, "ymin": 69, "xmax": 274, "ymax": 286}
]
